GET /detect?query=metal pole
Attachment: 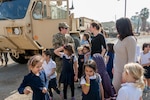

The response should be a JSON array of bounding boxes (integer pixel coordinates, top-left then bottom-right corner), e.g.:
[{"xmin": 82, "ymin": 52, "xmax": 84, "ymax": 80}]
[
  {"xmin": 137, "ymin": 15, "xmax": 140, "ymax": 35},
  {"xmin": 124, "ymin": 0, "xmax": 126, "ymax": 17}
]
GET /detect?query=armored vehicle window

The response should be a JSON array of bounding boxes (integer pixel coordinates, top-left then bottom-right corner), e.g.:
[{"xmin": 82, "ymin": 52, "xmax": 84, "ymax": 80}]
[
  {"xmin": 0, "ymin": 0, "xmax": 29, "ymax": 19},
  {"xmin": 33, "ymin": 2, "xmax": 42, "ymax": 19},
  {"xmin": 49, "ymin": 1, "xmax": 67, "ymax": 19}
]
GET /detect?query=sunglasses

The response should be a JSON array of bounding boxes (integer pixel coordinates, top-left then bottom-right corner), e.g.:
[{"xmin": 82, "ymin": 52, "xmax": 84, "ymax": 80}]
[{"xmin": 63, "ymin": 28, "xmax": 68, "ymax": 29}]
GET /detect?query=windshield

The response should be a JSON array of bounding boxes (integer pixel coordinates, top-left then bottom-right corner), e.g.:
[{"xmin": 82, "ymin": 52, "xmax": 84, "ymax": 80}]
[{"xmin": 0, "ymin": 0, "xmax": 30, "ymax": 20}]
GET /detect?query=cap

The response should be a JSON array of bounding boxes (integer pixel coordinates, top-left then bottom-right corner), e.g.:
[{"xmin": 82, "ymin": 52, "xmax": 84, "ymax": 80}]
[{"xmin": 58, "ymin": 22, "xmax": 69, "ymax": 28}]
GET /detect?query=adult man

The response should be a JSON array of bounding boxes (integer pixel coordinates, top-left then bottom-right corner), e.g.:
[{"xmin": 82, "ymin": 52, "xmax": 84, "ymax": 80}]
[
  {"xmin": 0, "ymin": 52, "xmax": 8, "ymax": 66},
  {"xmin": 52, "ymin": 22, "xmax": 74, "ymax": 82}
]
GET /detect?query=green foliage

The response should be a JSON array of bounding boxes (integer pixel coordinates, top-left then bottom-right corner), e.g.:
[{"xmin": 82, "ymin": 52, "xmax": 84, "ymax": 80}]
[{"xmin": 140, "ymin": 8, "xmax": 149, "ymax": 19}]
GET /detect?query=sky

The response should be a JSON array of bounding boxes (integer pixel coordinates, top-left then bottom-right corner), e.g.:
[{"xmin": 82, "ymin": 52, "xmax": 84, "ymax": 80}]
[{"xmin": 69, "ymin": 0, "xmax": 150, "ymax": 22}]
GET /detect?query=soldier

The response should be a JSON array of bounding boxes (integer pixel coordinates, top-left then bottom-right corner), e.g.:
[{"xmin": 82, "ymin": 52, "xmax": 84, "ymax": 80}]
[
  {"xmin": 0, "ymin": 52, "xmax": 8, "ymax": 66},
  {"xmin": 3, "ymin": 52, "xmax": 8, "ymax": 66},
  {"xmin": 52, "ymin": 22, "xmax": 75, "ymax": 86},
  {"xmin": 53, "ymin": 22, "xmax": 69, "ymax": 49},
  {"xmin": 0, "ymin": 52, "xmax": 4, "ymax": 66}
]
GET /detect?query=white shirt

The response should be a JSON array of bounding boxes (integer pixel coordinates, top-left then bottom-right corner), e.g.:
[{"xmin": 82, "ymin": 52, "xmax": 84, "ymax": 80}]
[
  {"xmin": 60, "ymin": 53, "xmax": 78, "ymax": 62},
  {"xmin": 80, "ymin": 73, "xmax": 102, "ymax": 85},
  {"xmin": 42, "ymin": 59, "xmax": 57, "ymax": 80},
  {"xmin": 117, "ymin": 83, "xmax": 142, "ymax": 100},
  {"xmin": 140, "ymin": 52, "xmax": 150, "ymax": 65}
]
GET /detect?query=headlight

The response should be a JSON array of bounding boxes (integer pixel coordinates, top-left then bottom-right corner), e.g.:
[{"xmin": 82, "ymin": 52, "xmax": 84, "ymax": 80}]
[{"xmin": 14, "ymin": 28, "xmax": 21, "ymax": 35}]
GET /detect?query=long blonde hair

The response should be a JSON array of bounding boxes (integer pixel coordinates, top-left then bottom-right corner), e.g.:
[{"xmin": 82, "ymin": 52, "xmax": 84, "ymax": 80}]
[{"xmin": 124, "ymin": 63, "xmax": 145, "ymax": 90}]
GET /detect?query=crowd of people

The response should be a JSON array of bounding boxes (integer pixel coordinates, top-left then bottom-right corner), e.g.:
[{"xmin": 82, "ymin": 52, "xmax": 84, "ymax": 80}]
[{"xmin": 18, "ymin": 18, "xmax": 150, "ymax": 100}]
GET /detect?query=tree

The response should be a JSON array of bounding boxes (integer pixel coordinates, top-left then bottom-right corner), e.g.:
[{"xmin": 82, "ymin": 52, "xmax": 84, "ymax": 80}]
[{"xmin": 140, "ymin": 8, "xmax": 149, "ymax": 31}]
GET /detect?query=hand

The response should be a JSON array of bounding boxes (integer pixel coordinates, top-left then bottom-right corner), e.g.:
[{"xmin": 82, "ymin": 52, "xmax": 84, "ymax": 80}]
[
  {"xmin": 23, "ymin": 88, "xmax": 32, "ymax": 95},
  {"xmin": 85, "ymin": 74, "xmax": 90, "ymax": 84},
  {"xmin": 42, "ymin": 87, "xmax": 47, "ymax": 93},
  {"xmin": 74, "ymin": 75, "xmax": 78, "ymax": 82}
]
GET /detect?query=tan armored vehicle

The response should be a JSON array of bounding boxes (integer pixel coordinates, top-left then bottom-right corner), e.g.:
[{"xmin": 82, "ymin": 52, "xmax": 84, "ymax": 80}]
[{"xmin": 0, "ymin": 0, "xmax": 94, "ymax": 64}]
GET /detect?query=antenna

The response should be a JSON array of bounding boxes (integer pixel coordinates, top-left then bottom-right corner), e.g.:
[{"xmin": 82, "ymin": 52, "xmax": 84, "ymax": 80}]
[{"xmin": 69, "ymin": 0, "xmax": 74, "ymax": 10}]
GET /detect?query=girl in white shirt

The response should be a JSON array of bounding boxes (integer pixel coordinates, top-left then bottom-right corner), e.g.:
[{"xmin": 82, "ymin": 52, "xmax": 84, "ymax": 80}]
[
  {"xmin": 117, "ymin": 63, "xmax": 145, "ymax": 100},
  {"xmin": 139, "ymin": 43, "xmax": 150, "ymax": 91},
  {"xmin": 42, "ymin": 50, "xmax": 61, "ymax": 100},
  {"xmin": 54, "ymin": 44, "xmax": 78, "ymax": 100},
  {"xmin": 80, "ymin": 59, "xmax": 104, "ymax": 100}
]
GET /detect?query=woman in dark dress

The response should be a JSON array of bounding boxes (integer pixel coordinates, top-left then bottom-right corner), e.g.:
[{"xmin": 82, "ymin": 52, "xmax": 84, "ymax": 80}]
[
  {"xmin": 54, "ymin": 44, "xmax": 78, "ymax": 100},
  {"xmin": 18, "ymin": 55, "xmax": 50, "ymax": 100},
  {"xmin": 90, "ymin": 22, "xmax": 107, "ymax": 57},
  {"xmin": 92, "ymin": 53, "xmax": 116, "ymax": 100},
  {"xmin": 105, "ymin": 43, "xmax": 115, "ymax": 81}
]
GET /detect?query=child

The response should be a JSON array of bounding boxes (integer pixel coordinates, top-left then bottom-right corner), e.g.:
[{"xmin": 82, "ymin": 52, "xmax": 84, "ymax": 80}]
[
  {"xmin": 80, "ymin": 59, "xmax": 104, "ymax": 100},
  {"xmin": 18, "ymin": 55, "xmax": 50, "ymax": 100},
  {"xmin": 77, "ymin": 46, "xmax": 84, "ymax": 88},
  {"xmin": 81, "ymin": 33, "xmax": 91, "ymax": 46},
  {"xmin": 105, "ymin": 43, "xmax": 114, "ymax": 81},
  {"xmin": 54, "ymin": 44, "xmax": 78, "ymax": 100},
  {"xmin": 42, "ymin": 50, "xmax": 61, "ymax": 99},
  {"xmin": 139, "ymin": 43, "xmax": 150, "ymax": 91},
  {"xmin": 92, "ymin": 53, "xmax": 116, "ymax": 99},
  {"xmin": 117, "ymin": 63, "xmax": 145, "ymax": 100},
  {"xmin": 82, "ymin": 44, "xmax": 91, "ymax": 62}
]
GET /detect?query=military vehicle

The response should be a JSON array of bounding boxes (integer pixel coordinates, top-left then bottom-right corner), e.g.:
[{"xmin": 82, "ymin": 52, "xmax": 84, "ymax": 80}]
[{"xmin": 0, "ymin": 0, "xmax": 94, "ymax": 64}]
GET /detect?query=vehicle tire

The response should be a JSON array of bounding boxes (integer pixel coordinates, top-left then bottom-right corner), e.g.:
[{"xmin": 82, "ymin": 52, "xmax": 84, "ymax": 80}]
[{"xmin": 10, "ymin": 53, "xmax": 28, "ymax": 64}]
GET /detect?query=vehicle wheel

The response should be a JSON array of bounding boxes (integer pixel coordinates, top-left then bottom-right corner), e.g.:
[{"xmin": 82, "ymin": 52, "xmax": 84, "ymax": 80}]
[{"xmin": 10, "ymin": 53, "xmax": 28, "ymax": 64}]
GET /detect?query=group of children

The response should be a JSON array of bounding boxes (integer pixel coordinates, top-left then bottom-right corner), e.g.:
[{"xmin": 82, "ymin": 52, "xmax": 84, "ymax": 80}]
[
  {"xmin": 18, "ymin": 45, "xmax": 78, "ymax": 100},
  {"xmin": 18, "ymin": 35, "xmax": 150, "ymax": 100}
]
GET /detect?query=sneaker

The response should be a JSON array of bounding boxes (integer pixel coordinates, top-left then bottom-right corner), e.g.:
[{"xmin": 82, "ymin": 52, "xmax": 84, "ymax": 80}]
[
  {"xmin": 111, "ymin": 96, "xmax": 117, "ymax": 100},
  {"xmin": 71, "ymin": 97, "xmax": 75, "ymax": 100}
]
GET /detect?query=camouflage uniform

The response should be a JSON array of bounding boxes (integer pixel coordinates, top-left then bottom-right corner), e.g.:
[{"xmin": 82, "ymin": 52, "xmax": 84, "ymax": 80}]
[
  {"xmin": 52, "ymin": 22, "xmax": 75, "ymax": 75},
  {"xmin": 52, "ymin": 33, "xmax": 67, "ymax": 73},
  {"xmin": 53, "ymin": 33, "xmax": 67, "ymax": 49},
  {"xmin": 65, "ymin": 34, "xmax": 75, "ymax": 50}
]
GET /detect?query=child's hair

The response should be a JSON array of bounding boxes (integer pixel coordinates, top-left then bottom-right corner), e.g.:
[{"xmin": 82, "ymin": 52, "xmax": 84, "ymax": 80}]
[
  {"xmin": 83, "ymin": 33, "xmax": 90, "ymax": 44},
  {"xmin": 43, "ymin": 49, "xmax": 52, "ymax": 57},
  {"xmin": 124, "ymin": 63, "xmax": 145, "ymax": 89},
  {"xmin": 83, "ymin": 59, "xmax": 97, "ymax": 72},
  {"xmin": 142, "ymin": 43, "xmax": 149, "ymax": 50},
  {"xmin": 107, "ymin": 43, "xmax": 114, "ymax": 53},
  {"xmin": 77, "ymin": 46, "xmax": 83, "ymax": 52},
  {"xmin": 64, "ymin": 44, "xmax": 74, "ymax": 56},
  {"xmin": 27, "ymin": 54, "xmax": 43, "ymax": 68},
  {"xmin": 83, "ymin": 44, "xmax": 91, "ymax": 52}
]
